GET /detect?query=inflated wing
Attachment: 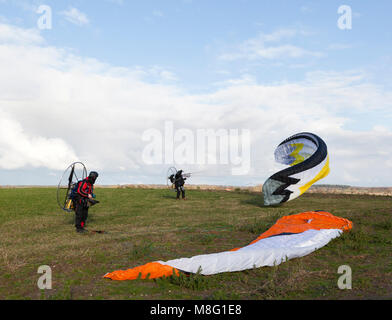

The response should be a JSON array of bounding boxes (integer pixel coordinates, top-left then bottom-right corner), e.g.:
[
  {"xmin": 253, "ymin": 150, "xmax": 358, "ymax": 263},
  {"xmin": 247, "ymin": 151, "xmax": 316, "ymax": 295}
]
[{"xmin": 262, "ymin": 132, "xmax": 330, "ymax": 206}]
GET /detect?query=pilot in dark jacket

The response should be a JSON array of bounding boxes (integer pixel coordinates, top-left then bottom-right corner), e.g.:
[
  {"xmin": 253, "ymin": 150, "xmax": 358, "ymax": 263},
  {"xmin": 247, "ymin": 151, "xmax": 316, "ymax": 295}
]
[{"xmin": 173, "ymin": 170, "xmax": 186, "ymax": 200}]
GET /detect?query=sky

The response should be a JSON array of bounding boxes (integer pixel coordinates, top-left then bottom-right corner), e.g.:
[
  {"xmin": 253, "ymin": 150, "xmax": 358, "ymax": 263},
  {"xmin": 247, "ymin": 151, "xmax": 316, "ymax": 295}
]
[{"xmin": 0, "ymin": 0, "xmax": 391, "ymax": 187}]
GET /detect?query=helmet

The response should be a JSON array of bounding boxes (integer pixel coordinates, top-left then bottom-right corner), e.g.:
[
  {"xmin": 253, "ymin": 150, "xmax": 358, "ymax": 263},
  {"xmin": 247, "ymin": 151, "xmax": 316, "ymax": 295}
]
[
  {"xmin": 175, "ymin": 170, "xmax": 183, "ymax": 178},
  {"xmin": 88, "ymin": 171, "xmax": 99, "ymax": 183}
]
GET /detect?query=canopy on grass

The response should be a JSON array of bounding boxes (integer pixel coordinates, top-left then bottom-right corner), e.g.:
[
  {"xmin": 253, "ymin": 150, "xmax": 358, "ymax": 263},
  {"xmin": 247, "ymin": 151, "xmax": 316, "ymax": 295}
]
[
  {"xmin": 262, "ymin": 132, "xmax": 330, "ymax": 206},
  {"xmin": 103, "ymin": 211, "xmax": 352, "ymax": 280}
]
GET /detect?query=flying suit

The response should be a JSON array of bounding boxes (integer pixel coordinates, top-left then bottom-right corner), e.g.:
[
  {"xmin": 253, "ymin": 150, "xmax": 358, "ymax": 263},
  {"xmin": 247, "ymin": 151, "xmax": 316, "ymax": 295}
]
[
  {"xmin": 73, "ymin": 177, "xmax": 93, "ymax": 231},
  {"xmin": 174, "ymin": 170, "xmax": 186, "ymax": 199}
]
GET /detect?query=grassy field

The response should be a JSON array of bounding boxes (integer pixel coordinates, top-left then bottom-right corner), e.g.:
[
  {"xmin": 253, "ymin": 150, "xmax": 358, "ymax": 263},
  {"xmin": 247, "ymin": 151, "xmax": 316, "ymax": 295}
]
[{"xmin": 0, "ymin": 187, "xmax": 391, "ymax": 300}]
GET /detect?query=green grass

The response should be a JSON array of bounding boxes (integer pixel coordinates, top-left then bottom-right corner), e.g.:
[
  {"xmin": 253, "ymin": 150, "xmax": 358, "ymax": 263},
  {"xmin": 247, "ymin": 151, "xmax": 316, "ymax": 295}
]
[{"xmin": 0, "ymin": 187, "xmax": 391, "ymax": 300}]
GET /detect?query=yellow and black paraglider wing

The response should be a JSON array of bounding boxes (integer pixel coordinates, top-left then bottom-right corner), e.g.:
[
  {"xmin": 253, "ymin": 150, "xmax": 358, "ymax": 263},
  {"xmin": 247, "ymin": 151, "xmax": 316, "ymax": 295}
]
[{"xmin": 262, "ymin": 132, "xmax": 330, "ymax": 206}]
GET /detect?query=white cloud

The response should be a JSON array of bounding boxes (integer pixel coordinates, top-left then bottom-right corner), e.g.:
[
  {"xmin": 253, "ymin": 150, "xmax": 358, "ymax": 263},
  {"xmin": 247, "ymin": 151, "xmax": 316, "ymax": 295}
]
[
  {"xmin": 328, "ymin": 43, "xmax": 353, "ymax": 50},
  {"xmin": 219, "ymin": 28, "xmax": 323, "ymax": 61},
  {"xmin": 0, "ymin": 23, "xmax": 44, "ymax": 44},
  {"xmin": 0, "ymin": 23, "xmax": 391, "ymax": 186},
  {"xmin": 105, "ymin": 0, "xmax": 124, "ymax": 5},
  {"xmin": 300, "ymin": 5, "xmax": 313, "ymax": 14},
  {"xmin": 261, "ymin": 29, "xmax": 299, "ymax": 42},
  {"xmin": 61, "ymin": 7, "xmax": 89, "ymax": 26},
  {"xmin": 152, "ymin": 10, "xmax": 164, "ymax": 17},
  {"xmin": 0, "ymin": 110, "xmax": 77, "ymax": 170}
]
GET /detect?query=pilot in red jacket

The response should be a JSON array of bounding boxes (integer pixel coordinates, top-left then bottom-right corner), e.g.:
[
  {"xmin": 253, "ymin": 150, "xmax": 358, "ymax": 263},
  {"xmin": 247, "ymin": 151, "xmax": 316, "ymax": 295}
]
[{"xmin": 74, "ymin": 171, "xmax": 98, "ymax": 233}]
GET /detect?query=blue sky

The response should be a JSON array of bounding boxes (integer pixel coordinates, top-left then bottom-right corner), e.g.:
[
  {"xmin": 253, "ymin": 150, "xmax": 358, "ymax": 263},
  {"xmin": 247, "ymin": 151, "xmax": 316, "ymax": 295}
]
[
  {"xmin": 2, "ymin": 0, "xmax": 392, "ymax": 90},
  {"xmin": 0, "ymin": 0, "xmax": 391, "ymax": 186}
]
